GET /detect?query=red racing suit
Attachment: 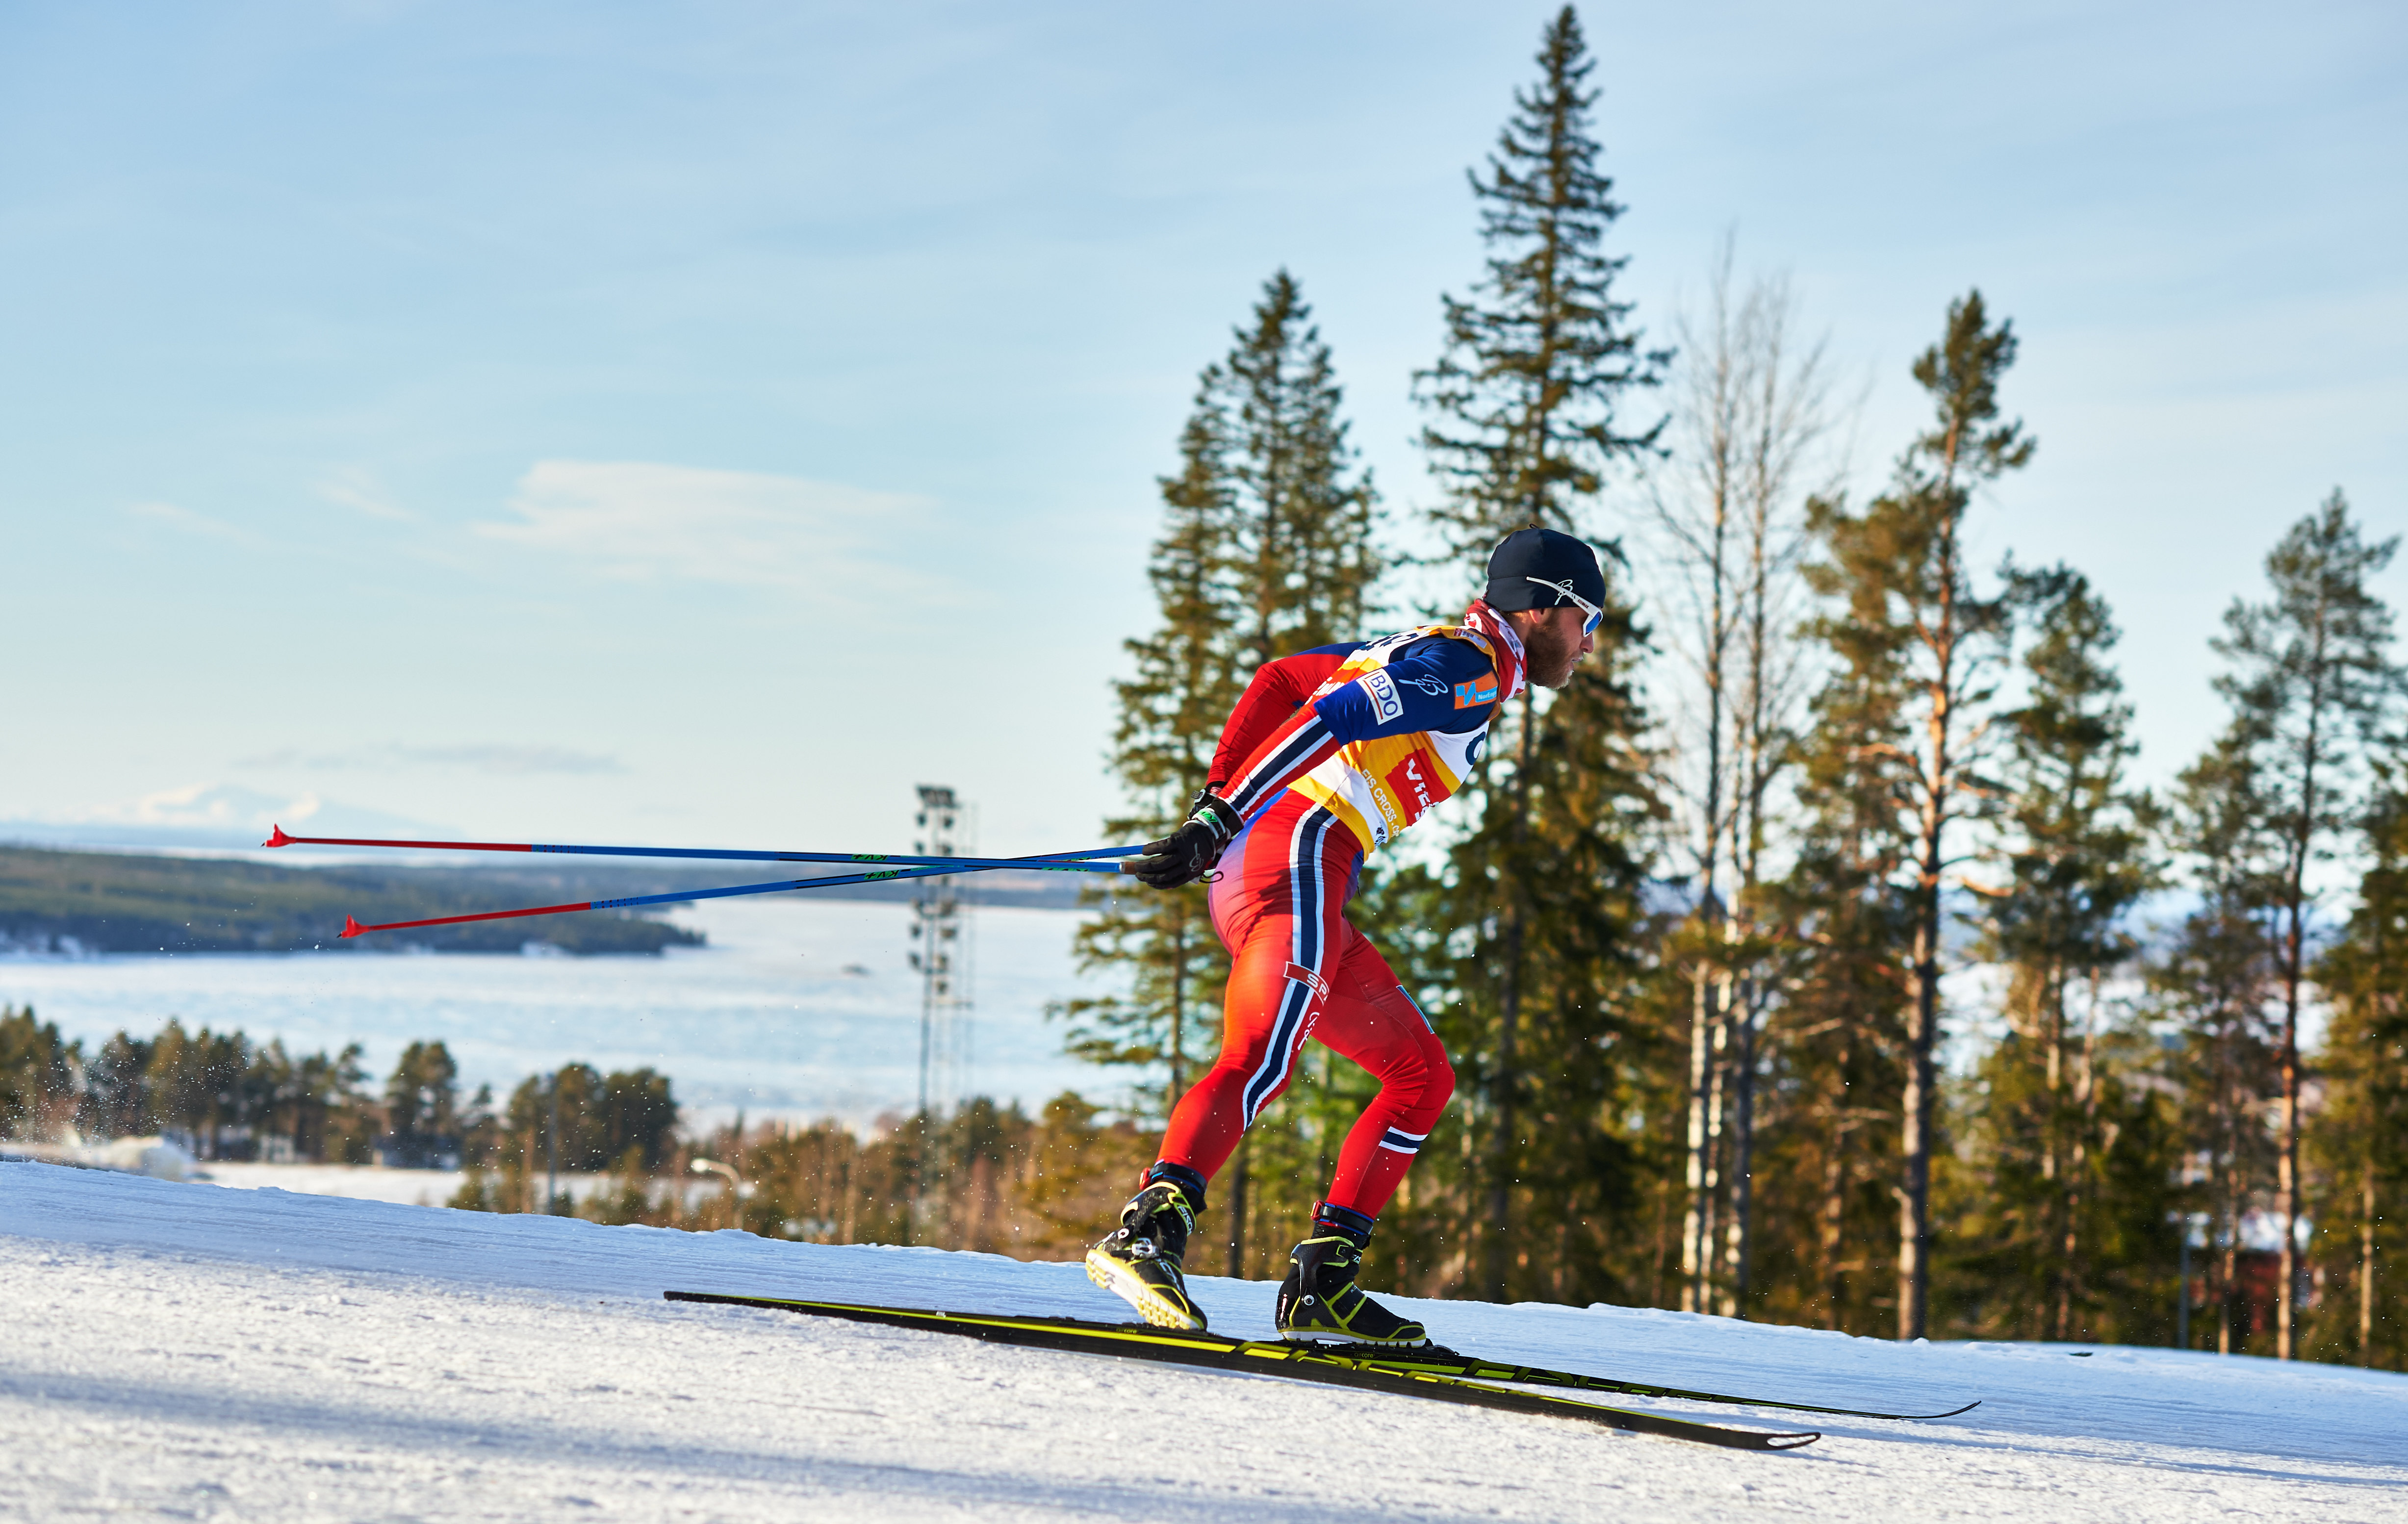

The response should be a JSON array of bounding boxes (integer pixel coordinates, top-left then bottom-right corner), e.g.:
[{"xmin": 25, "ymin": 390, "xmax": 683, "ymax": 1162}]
[{"xmin": 1154, "ymin": 601, "xmax": 1527, "ymax": 1219}]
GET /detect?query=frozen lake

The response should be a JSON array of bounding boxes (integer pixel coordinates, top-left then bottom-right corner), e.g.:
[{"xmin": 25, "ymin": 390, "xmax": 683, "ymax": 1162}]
[{"xmin": 0, "ymin": 898, "xmax": 1132, "ymax": 1130}]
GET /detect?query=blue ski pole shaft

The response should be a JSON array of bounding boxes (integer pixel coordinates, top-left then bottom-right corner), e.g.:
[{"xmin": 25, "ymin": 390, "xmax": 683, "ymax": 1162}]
[{"xmin": 340, "ymin": 859, "xmax": 1136, "ymax": 939}]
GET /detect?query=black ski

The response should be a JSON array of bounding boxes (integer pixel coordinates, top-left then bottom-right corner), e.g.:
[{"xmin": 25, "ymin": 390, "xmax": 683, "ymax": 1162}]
[{"xmin": 665, "ymin": 1291, "xmax": 1820, "ymax": 1451}]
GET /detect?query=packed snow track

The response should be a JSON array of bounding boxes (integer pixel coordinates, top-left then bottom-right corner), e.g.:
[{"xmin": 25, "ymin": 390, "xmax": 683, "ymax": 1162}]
[{"xmin": 4, "ymin": 1161, "xmax": 2402, "ymax": 1521}]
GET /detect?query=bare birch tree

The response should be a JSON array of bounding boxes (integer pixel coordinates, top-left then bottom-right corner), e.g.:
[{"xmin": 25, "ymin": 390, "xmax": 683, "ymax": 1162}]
[{"xmin": 1641, "ymin": 235, "xmax": 1839, "ymax": 1316}]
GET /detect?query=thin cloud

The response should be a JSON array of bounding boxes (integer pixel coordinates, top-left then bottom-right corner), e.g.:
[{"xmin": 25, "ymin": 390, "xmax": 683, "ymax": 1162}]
[
  {"xmin": 404, "ymin": 744, "xmax": 625, "ymax": 776},
  {"xmin": 17, "ymin": 783, "xmax": 453, "ymax": 843},
  {"xmin": 471, "ymin": 459, "xmax": 936, "ymax": 596},
  {"xmin": 61, "ymin": 781, "xmax": 320, "ymax": 827},
  {"xmin": 128, "ymin": 501, "xmax": 248, "ymax": 540},
  {"xmin": 234, "ymin": 744, "xmax": 626, "ymax": 776},
  {"xmin": 317, "ymin": 469, "xmax": 415, "ymax": 522}
]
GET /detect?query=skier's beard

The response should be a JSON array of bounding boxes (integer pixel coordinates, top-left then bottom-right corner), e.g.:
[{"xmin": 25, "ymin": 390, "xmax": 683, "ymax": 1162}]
[{"xmin": 1522, "ymin": 619, "xmax": 1583, "ymax": 689}]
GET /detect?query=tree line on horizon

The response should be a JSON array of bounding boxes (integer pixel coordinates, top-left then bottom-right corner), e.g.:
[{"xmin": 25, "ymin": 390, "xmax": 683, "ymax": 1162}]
[
  {"xmin": 0, "ymin": 1002, "xmax": 1160, "ymax": 1257},
  {"xmin": 1058, "ymin": 5, "xmax": 2405, "ymax": 1370},
  {"xmin": 0, "ymin": 1013, "xmax": 677, "ymax": 1188}
]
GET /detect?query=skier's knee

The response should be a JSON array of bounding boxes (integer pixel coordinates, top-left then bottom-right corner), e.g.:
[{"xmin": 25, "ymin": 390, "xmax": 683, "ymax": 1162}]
[
  {"xmin": 1380, "ymin": 1040, "xmax": 1452, "ymax": 1120},
  {"xmin": 1418, "ymin": 1048, "xmax": 1456, "ymax": 1115}
]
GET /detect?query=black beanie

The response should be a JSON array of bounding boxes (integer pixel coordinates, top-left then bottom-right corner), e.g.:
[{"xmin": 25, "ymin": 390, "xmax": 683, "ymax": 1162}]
[{"xmin": 1483, "ymin": 527, "xmax": 1606, "ymax": 612}]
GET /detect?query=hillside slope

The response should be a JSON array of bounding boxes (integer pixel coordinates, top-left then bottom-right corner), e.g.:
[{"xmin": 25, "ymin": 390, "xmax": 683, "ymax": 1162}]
[{"xmin": 3, "ymin": 1161, "xmax": 2402, "ymax": 1522}]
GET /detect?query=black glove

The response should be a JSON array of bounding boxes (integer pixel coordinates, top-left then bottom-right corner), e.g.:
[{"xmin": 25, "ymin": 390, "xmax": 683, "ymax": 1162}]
[{"xmin": 1127, "ymin": 792, "xmax": 1243, "ymax": 889}]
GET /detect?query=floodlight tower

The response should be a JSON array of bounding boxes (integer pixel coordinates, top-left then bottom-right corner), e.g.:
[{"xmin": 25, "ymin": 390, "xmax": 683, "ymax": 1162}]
[{"xmin": 908, "ymin": 785, "xmax": 974, "ymax": 1118}]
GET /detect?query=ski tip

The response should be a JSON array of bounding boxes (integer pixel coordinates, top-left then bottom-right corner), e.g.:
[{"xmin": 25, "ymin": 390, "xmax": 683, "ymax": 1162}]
[
  {"xmin": 339, "ymin": 914, "xmax": 366, "ymax": 940},
  {"xmin": 263, "ymin": 824, "xmax": 294, "ymax": 848}
]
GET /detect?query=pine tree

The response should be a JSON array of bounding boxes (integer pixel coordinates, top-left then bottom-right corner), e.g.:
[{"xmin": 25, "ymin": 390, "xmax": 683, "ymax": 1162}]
[
  {"xmin": 78, "ymin": 1030, "xmax": 157, "ymax": 1140},
  {"xmin": 1410, "ymin": 3, "xmax": 1667, "ymax": 1300},
  {"xmin": 2204, "ymin": 491, "xmax": 2402, "ymax": 1357},
  {"xmin": 1956, "ymin": 567, "xmax": 2156, "ymax": 1339},
  {"xmin": 597, "ymin": 1068, "xmax": 677, "ymax": 1170},
  {"xmin": 386, "ymin": 1041, "xmax": 461, "ymax": 1146},
  {"xmin": 2313, "ymin": 782, "xmax": 2408, "ymax": 1368},
  {"xmin": 257, "ymin": 1040, "xmax": 372, "ymax": 1163},
  {"xmin": 145, "ymin": 1021, "xmax": 256, "ymax": 1160},
  {"xmin": 1062, "ymin": 270, "xmax": 1380, "ymax": 1272},
  {"xmin": 1765, "ymin": 530, "xmax": 1918, "ymax": 1333},
  {"xmin": 2157, "ymin": 736, "xmax": 2281, "ymax": 1352},
  {"xmin": 1801, "ymin": 290, "xmax": 2031, "ymax": 1339},
  {"xmin": 0, "ymin": 1006, "xmax": 76, "ymax": 1141}
]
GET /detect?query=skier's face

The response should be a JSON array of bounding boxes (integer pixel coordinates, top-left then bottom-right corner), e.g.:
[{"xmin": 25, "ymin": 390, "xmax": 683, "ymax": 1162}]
[{"xmin": 1519, "ymin": 605, "xmax": 1594, "ymax": 689}]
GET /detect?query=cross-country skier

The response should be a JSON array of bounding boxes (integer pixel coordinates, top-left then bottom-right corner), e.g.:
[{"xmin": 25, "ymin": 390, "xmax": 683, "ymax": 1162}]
[{"xmin": 1086, "ymin": 526, "xmax": 1608, "ymax": 1345}]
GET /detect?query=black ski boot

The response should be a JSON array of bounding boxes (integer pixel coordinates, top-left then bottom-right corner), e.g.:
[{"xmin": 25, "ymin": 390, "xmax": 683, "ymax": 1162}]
[
  {"xmin": 1085, "ymin": 1167, "xmax": 1207, "ymax": 1331},
  {"xmin": 1276, "ymin": 1201, "xmax": 1427, "ymax": 1346}
]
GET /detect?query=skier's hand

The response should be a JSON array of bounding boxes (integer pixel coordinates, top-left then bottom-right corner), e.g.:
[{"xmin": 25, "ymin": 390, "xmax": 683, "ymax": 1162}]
[{"xmin": 1126, "ymin": 792, "xmax": 1242, "ymax": 889}]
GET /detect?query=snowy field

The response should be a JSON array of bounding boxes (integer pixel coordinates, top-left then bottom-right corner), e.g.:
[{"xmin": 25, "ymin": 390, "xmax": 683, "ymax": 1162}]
[{"xmin": 5, "ymin": 1162, "xmax": 2404, "ymax": 1523}]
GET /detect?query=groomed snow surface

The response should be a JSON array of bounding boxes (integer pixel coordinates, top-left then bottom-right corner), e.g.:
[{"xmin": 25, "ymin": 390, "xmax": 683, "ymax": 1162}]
[{"xmin": 5, "ymin": 1162, "xmax": 2403, "ymax": 1523}]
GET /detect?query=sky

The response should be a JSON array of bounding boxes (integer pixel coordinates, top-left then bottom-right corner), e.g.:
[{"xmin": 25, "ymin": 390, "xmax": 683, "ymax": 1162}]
[{"xmin": 3, "ymin": 0, "xmax": 2402, "ymax": 860}]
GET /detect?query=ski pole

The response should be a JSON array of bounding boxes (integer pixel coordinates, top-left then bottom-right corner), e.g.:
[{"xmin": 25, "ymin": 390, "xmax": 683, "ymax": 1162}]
[
  {"xmin": 337, "ymin": 857, "xmax": 1127, "ymax": 940},
  {"xmin": 263, "ymin": 823, "xmax": 1143, "ymax": 873}
]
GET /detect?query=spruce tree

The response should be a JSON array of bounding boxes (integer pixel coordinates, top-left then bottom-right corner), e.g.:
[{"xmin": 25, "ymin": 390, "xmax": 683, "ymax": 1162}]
[
  {"xmin": 1411, "ymin": 3, "xmax": 1667, "ymax": 1300},
  {"xmin": 1801, "ymin": 290, "xmax": 2032, "ymax": 1339},
  {"xmin": 2203, "ymin": 492, "xmax": 2402, "ymax": 1357},
  {"xmin": 1227, "ymin": 270, "xmax": 1382, "ymax": 666},
  {"xmin": 1959, "ymin": 567, "xmax": 2156, "ymax": 1339},
  {"xmin": 1057, "ymin": 401, "xmax": 1237, "ymax": 1110},
  {"xmin": 1418, "ymin": 5, "xmax": 1667, "ymax": 546}
]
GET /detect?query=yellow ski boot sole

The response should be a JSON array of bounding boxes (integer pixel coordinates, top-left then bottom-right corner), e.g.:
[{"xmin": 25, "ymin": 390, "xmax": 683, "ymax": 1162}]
[{"xmin": 1084, "ymin": 1246, "xmax": 1207, "ymax": 1331}]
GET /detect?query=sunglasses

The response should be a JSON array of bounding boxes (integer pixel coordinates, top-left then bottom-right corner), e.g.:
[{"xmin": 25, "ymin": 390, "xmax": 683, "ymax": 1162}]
[{"xmin": 1525, "ymin": 577, "xmax": 1604, "ymax": 636}]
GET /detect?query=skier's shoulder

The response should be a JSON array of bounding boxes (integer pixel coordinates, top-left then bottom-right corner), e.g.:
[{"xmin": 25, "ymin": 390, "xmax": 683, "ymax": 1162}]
[
  {"xmin": 1378, "ymin": 628, "xmax": 1502, "ymax": 718},
  {"xmin": 1382, "ymin": 628, "xmax": 1494, "ymax": 677},
  {"xmin": 1314, "ymin": 626, "xmax": 1497, "ymax": 735}
]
